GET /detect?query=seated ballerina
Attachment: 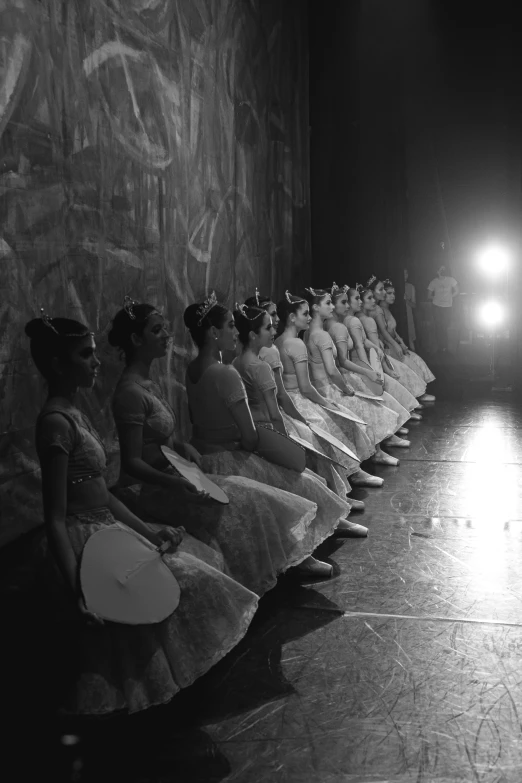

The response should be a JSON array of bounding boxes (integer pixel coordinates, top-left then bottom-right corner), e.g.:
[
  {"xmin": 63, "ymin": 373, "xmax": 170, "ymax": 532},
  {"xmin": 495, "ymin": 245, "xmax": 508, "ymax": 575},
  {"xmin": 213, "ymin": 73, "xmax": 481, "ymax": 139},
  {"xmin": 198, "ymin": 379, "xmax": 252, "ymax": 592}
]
[
  {"xmin": 274, "ymin": 291, "xmax": 385, "ymax": 489},
  {"xmin": 302, "ymin": 286, "xmax": 406, "ymax": 465},
  {"xmin": 327, "ymin": 283, "xmax": 412, "ymax": 437},
  {"xmin": 343, "ymin": 286, "xmax": 423, "ymax": 421},
  {"xmin": 244, "ymin": 291, "xmax": 364, "ymax": 508},
  {"xmin": 232, "ymin": 303, "xmax": 367, "ymax": 537},
  {"xmin": 109, "ymin": 298, "xmax": 329, "ymax": 596},
  {"xmin": 183, "ymin": 293, "xmax": 353, "ymax": 578},
  {"xmin": 358, "ymin": 281, "xmax": 427, "ymax": 406},
  {"xmin": 25, "ymin": 313, "xmax": 258, "ymax": 716},
  {"xmin": 381, "ymin": 279, "xmax": 436, "ymax": 402}
]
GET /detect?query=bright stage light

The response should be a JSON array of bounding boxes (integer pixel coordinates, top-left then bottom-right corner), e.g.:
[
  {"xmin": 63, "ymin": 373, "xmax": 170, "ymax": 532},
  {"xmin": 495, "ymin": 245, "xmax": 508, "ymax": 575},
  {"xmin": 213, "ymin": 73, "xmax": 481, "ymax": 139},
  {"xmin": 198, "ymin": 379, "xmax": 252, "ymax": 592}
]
[
  {"xmin": 476, "ymin": 246, "xmax": 510, "ymax": 277},
  {"xmin": 478, "ymin": 300, "xmax": 505, "ymax": 328}
]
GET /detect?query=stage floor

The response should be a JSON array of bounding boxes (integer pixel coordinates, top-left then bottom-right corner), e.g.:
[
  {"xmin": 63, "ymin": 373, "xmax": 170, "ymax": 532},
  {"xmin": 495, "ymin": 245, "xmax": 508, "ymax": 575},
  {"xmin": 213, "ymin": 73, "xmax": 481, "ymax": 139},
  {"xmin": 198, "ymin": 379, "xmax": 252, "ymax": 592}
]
[{"xmin": 8, "ymin": 382, "xmax": 522, "ymax": 782}]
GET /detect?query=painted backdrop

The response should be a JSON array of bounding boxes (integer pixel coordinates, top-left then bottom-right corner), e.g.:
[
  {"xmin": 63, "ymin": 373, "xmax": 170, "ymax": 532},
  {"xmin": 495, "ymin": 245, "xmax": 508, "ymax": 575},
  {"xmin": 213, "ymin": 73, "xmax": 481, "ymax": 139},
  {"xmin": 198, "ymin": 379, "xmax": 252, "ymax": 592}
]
[{"xmin": 0, "ymin": 0, "xmax": 311, "ymax": 546}]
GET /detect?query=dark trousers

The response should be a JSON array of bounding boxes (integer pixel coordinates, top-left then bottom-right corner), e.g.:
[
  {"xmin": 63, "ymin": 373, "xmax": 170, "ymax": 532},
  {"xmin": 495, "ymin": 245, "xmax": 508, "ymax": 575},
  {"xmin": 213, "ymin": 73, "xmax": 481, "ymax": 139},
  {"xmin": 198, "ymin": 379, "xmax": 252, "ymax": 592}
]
[{"xmin": 432, "ymin": 304, "xmax": 452, "ymax": 351}]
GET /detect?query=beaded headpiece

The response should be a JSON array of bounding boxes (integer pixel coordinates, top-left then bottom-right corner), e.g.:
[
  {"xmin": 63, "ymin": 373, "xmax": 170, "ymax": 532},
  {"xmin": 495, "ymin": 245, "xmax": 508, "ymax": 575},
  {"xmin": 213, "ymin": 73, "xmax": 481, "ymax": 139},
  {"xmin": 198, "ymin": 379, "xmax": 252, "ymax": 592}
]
[
  {"xmin": 366, "ymin": 274, "xmax": 377, "ymax": 288},
  {"xmin": 123, "ymin": 295, "xmax": 137, "ymax": 320},
  {"xmin": 235, "ymin": 303, "xmax": 263, "ymax": 321},
  {"xmin": 196, "ymin": 291, "xmax": 218, "ymax": 326},
  {"xmin": 255, "ymin": 291, "xmax": 275, "ymax": 309},
  {"xmin": 40, "ymin": 308, "xmax": 92, "ymax": 337},
  {"xmin": 304, "ymin": 286, "xmax": 319, "ymax": 297},
  {"xmin": 383, "ymin": 278, "xmax": 394, "ymax": 288},
  {"xmin": 355, "ymin": 283, "xmax": 364, "ymax": 294},
  {"xmin": 122, "ymin": 295, "xmax": 161, "ymax": 323},
  {"xmin": 284, "ymin": 290, "xmax": 294, "ymax": 303},
  {"xmin": 331, "ymin": 282, "xmax": 348, "ymax": 296}
]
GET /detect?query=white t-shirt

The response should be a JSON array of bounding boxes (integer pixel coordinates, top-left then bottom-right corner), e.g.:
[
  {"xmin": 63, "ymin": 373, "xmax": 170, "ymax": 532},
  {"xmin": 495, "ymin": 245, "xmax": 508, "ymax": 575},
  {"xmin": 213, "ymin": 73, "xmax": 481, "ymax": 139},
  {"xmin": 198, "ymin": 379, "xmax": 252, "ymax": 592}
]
[{"xmin": 428, "ymin": 276, "xmax": 458, "ymax": 307}]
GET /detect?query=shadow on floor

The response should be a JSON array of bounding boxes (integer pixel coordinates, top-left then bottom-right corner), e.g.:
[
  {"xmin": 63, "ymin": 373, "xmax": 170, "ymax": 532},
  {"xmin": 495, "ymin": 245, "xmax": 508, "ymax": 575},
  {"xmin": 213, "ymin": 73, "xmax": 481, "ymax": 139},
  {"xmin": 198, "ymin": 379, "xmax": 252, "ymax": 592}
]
[{"xmin": 3, "ymin": 578, "xmax": 343, "ymax": 782}]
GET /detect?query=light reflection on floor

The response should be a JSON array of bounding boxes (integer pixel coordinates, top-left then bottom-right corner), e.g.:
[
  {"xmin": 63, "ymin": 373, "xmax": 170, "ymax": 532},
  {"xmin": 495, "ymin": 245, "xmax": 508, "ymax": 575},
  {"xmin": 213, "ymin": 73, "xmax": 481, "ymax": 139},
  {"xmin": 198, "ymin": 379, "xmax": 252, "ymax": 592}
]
[{"xmin": 461, "ymin": 422, "xmax": 519, "ymax": 523}]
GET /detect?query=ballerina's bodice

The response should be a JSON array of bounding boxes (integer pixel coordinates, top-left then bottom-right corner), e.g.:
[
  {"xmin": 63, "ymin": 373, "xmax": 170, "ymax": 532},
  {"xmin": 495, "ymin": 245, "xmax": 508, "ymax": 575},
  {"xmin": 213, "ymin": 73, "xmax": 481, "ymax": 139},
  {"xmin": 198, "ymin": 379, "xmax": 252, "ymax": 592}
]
[
  {"xmin": 185, "ymin": 363, "xmax": 247, "ymax": 446},
  {"xmin": 113, "ymin": 378, "xmax": 176, "ymax": 446},
  {"xmin": 274, "ymin": 335, "xmax": 309, "ymax": 392},
  {"xmin": 327, "ymin": 320, "xmax": 354, "ymax": 356},
  {"xmin": 232, "ymin": 353, "xmax": 277, "ymax": 425},
  {"xmin": 36, "ymin": 400, "xmax": 107, "ymax": 486},
  {"xmin": 382, "ymin": 307, "xmax": 398, "ymax": 333},
  {"xmin": 305, "ymin": 328, "xmax": 338, "ymax": 386}
]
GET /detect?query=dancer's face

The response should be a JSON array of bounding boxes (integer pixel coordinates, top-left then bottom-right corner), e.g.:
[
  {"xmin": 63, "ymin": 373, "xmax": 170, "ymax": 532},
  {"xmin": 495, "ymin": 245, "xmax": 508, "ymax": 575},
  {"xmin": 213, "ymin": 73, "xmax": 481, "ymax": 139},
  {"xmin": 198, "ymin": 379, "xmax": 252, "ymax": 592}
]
[
  {"xmin": 349, "ymin": 291, "xmax": 362, "ymax": 313},
  {"xmin": 373, "ymin": 281, "xmax": 385, "ymax": 302},
  {"xmin": 215, "ymin": 310, "xmax": 238, "ymax": 352},
  {"xmin": 264, "ymin": 302, "xmax": 279, "ymax": 330},
  {"xmin": 362, "ymin": 291, "xmax": 376, "ymax": 312},
  {"xmin": 255, "ymin": 313, "xmax": 276, "ymax": 349},
  {"xmin": 334, "ymin": 294, "xmax": 349, "ymax": 317},
  {"xmin": 385, "ymin": 287, "xmax": 396, "ymax": 304},
  {"xmin": 137, "ymin": 313, "xmax": 171, "ymax": 361},
  {"xmin": 293, "ymin": 302, "xmax": 312, "ymax": 331},
  {"xmin": 315, "ymin": 294, "xmax": 334, "ymax": 320},
  {"xmin": 58, "ymin": 334, "xmax": 101, "ymax": 389}
]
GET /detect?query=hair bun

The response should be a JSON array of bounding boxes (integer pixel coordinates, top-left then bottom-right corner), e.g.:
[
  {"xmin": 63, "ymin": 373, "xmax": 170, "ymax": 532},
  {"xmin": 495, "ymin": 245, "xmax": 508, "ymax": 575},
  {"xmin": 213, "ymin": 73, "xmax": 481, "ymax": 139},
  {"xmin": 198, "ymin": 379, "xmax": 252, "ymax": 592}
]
[
  {"xmin": 24, "ymin": 318, "xmax": 45, "ymax": 339},
  {"xmin": 107, "ymin": 322, "xmax": 123, "ymax": 348},
  {"xmin": 183, "ymin": 303, "xmax": 201, "ymax": 331}
]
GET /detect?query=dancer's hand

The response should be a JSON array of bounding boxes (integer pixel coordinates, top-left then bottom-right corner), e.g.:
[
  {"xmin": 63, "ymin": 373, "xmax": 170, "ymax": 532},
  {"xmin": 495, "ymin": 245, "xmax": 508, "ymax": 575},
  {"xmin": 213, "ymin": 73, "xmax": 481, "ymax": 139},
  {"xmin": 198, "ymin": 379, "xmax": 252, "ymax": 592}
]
[
  {"xmin": 157, "ymin": 526, "xmax": 185, "ymax": 553},
  {"xmin": 343, "ymin": 385, "xmax": 355, "ymax": 397},
  {"xmin": 367, "ymin": 370, "xmax": 384, "ymax": 385},
  {"xmin": 77, "ymin": 596, "xmax": 104, "ymax": 626},
  {"xmin": 182, "ymin": 443, "xmax": 203, "ymax": 468}
]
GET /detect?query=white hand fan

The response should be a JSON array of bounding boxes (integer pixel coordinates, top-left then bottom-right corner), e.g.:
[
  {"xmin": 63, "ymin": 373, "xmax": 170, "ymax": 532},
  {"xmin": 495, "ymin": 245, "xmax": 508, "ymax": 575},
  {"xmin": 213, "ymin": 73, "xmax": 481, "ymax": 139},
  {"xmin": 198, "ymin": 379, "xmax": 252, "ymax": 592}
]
[
  {"xmin": 319, "ymin": 403, "xmax": 367, "ymax": 426},
  {"xmin": 255, "ymin": 424, "xmax": 306, "ymax": 472},
  {"xmin": 352, "ymin": 355, "xmax": 383, "ymax": 396},
  {"xmin": 288, "ymin": 433, "xmax": 345, "ymax": 469},
  {"xmin": 80, "ymin": 525, "xmax": 180, "ymax": 625},
  {"xmin": 161, "ymin": 445, "xmax": 229, "ymax": 504},
  {"xmin": 354, "ymin": 390, "xmax": 384, "ymax": 401},
  {"xmin": 368, "ymin": 347, "xmax": 382, "ymax": 373},
  {"xmin": 308, "ymin": 423, "xmax": 360, "ymax": 462},
  {"xmin": 382, "ymin": 353, "xmax": 396, "ymax": 372}
]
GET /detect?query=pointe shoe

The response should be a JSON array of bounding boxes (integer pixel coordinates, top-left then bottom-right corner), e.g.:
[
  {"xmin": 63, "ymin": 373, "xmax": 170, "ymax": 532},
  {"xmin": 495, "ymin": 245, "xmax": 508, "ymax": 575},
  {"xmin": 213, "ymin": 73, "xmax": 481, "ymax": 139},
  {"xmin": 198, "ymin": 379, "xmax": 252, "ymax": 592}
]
[
  {"xmin": 348, "ymin": 497, "xmax": 365, "ymax": 511},
  {"xmin": 350, "ymin": 470, "xmax": 384, "ymax": 488},
  {"xmin": 415, "ymin": 402, "xmax": 425, "ymax": 410},
  {"xmin": 295, "ymin": 556, "xmax": 333, "ymax": 578},
  {"xmin": 398, "ymin": 427, "xmax": 409, "ymax": 436},
  {"xmin": 335, "ymin": 518, "xmax": 368, "ymax": 538},
  {"xmin": 419, "ymin": 393, "xmax": 436, "ymax": 402},
  {"xmin": 409, "ymin": 412, "xmax": 422, "ymax": 421},
  {"xmin": 384, "ymin": 435, "xmax": 410, "ymax": 448},
  {"xmin": 372, "ymin": 452, "xmax": 399, "ymax": 466}
]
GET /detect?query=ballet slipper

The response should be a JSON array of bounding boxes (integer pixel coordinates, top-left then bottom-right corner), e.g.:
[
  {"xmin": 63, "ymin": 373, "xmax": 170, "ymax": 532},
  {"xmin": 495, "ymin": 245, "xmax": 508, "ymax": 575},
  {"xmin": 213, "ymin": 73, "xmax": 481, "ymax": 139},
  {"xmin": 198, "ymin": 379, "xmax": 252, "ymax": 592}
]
[
  {"xmin": 419, "ymin": 393, "xmax": 436, "ymax": 402},
  {"xmin": 348, "ymin": 498, "xmax": 365, "ymax": 511},
  {"xmin": 384, "ymin": 435, "xmax": 410, "ymax": 448},
  {"xmin": 350, "ymin": 470, "xmax": 384, "ymax": 488},
  {"xmin": 335, "ymin": 518, "xmax": 368, "ymax": 538},
  {"xmin": 295, "ymin": 556, "xmax": 333, "ymax": 578},
  {"xmin": 372, "ymin": 452, "xmax": 399, "ymax": 466}
]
